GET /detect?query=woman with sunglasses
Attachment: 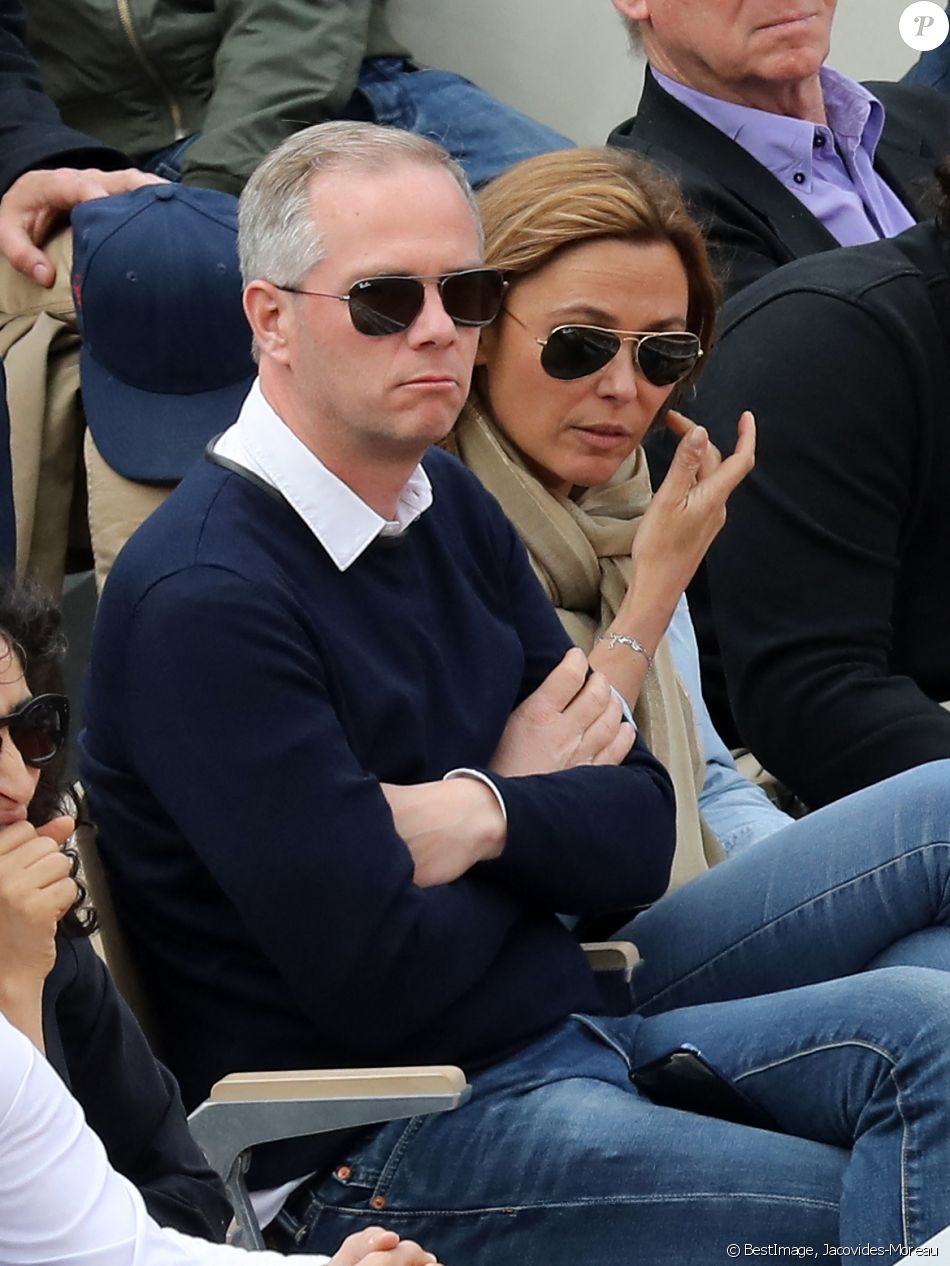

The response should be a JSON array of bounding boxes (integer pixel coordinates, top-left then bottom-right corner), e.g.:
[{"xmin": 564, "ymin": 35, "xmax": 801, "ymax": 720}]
[
  {"xmin": 0, "ymin": 575, "xmax": 441, "ymax": 1266},
  {"xmin": 440, "ymin": 146, "xmax": 950, "ymax": 1250}
]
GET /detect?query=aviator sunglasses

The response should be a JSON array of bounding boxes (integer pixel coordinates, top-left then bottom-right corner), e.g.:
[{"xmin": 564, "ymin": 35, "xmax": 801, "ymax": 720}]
[
  {"xmin": 505, "ymin": 309, "xmax": 702, "ymax": 386},
  {"xmin": 277, "ymin": 268, "xmax": 508, "ymax": 336},
  {"xmin": 0, "ymin": 693, "xmax": 69, "ymax": 767}
]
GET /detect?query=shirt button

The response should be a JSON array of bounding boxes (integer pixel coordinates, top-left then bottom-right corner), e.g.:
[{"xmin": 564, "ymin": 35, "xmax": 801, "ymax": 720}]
[
  {"xmin": 793, "ymin": 171, "xmax": 806, "ymax": 184},
  {"xmin": 813, "ymin": 133, "xmax": 826, "ymax": 148}
]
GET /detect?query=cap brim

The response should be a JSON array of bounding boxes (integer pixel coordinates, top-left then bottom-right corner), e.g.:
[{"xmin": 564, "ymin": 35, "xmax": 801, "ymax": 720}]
[{"xmin": 80, "ymin": 347, "xmax": 254, "ymax": 483}]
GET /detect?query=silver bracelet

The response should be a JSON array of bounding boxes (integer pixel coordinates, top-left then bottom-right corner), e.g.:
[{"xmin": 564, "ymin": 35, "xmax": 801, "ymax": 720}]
[{"xmin": 596, "ymin": 632, "xmax": 654, "ymax": 670}]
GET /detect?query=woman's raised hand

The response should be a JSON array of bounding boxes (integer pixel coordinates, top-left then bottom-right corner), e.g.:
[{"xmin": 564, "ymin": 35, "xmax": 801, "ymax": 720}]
[{"xmin": 629, "ymin": 408, "xmax": 756, "ymax": 623}]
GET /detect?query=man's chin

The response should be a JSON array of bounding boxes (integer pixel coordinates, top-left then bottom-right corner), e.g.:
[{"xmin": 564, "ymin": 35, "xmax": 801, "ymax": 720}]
[{"xmin": 409, "ymin": 400, "xmax": 465, "ymax": 442}]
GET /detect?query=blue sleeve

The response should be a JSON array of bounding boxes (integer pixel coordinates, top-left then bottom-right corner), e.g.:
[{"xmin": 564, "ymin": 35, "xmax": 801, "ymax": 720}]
[
  {"xmin": 667, "ymin": 595, "xmax": 791, "ymax": 855},
  {"xmin": 118, "ymin": 566, "xmax": 542, "ymax": 1052},
  {"xmin": 473, "ymin": 501, "xmax": 677, "ymax": 910}
]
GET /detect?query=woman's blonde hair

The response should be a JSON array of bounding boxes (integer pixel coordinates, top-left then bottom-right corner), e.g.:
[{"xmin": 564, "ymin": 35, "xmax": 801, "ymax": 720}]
[{"xmin": 477, "ymin": 147, "xmax": 719, "ymax": 361}]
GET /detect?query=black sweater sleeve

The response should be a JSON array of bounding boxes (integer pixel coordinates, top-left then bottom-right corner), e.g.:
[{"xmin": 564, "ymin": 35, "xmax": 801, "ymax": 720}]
[
  {"xmin": 475, "ymin": 504, "xmax": 676, "ymax": 911},
  {"xmin": 0, "ymin": 0, "xmax": 127, "ymax": 195},
  {"xmin": 696, "ymin": 283, "xmax": 950, "ymax": 808},
  {"xmin": 44, "ymin": 935, "xmax": 231, "ymax": 1239}
]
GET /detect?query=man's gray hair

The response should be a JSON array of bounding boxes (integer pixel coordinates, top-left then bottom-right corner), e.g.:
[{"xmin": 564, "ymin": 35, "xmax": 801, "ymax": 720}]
[{"xmin": 238, "ymin": 121, "xmax": 481, "ymax": 289}]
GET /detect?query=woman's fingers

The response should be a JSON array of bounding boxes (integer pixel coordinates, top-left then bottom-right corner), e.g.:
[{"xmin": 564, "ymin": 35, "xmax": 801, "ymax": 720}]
[
  {"xmin": 702, "ymin": 411, "xmax": 757, "ymax": 499},
  {"xmin": 36, "ymin": 815, "xmax": 75, "ymax": 846}
]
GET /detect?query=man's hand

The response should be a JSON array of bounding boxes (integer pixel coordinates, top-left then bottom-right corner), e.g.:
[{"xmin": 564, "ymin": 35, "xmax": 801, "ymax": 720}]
[
  {"xmin": 0, "ymin": 167, "xmax": 165, "ymax": 285},
  {"xmin": 326, "ymin": 1227, "xmax": 442, "ymax": 1266},
  {"xmin": 630, "ymin": 408, "xmax": 756, "ymax": 613},
  {"xmin": 380, "ymin": 779, "xmax": 505, "ymax": 887},
  {"xmin": 490, "ymin": 647, "xmax": 636, "ymax": 778}
]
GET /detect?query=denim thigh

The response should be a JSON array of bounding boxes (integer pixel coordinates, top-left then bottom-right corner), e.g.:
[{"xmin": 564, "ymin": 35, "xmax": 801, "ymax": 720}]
[
  {"xmin": 291, "ymin": 1016, "xmax": 843, "ymax": 1266},
  {"xmin": 624, "ymin": 761, "xmax": 950, "ymax": 1014},
  {"xmin": 634, "ymin": 966, "xmax": 950, "ymax": 1258},
  {"xmin": 349, "ymin": 57, "xmax": 572, "ymax": 187}
]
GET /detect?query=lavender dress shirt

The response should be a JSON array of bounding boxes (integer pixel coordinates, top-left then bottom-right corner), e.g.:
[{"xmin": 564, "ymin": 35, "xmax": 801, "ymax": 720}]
[{"xmin": 653, "ymin": 67, "xmax": 915, "ymax": 246}]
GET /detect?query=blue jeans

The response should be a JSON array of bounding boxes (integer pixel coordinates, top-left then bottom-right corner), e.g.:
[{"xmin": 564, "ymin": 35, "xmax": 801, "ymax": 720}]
[
  {"xmin": 288, "ymin": 763, "xmax": 950, "ymax": 1263},
  {"xmin": 137, "ymin": 134, "xmax": 200, "ymax": 182},
  {"xmin": 349, "ymin": 57, "xmax": 573, "ymax": 188}
]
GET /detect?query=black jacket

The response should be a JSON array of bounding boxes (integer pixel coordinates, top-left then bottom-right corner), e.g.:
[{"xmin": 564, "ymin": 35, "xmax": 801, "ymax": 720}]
[
  {"xmin": 609, "ymin": 69, "xmax": 950, "ymax": 299},
  {"xmin": 43, "ymin": 931, "xmax": 231, "ymax": 1239},
  {"xmin": 693, "ymin": 223, "xmax": 950, "ymax": 809}
]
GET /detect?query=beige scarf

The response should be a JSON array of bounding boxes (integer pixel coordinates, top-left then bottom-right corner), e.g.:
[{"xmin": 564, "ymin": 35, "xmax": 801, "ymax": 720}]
[{"xmin": 446, "ymin": 398, "xmax": 723, "ymax": 891}]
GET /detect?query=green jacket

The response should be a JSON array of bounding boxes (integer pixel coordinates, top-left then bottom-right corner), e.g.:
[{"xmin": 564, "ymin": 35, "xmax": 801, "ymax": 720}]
[{"xmin": 25, "ymin": 0, "xmax": 407, "ymax": 194}]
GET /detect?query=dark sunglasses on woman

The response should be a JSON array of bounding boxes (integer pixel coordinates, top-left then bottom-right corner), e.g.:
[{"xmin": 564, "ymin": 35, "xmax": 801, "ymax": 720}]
[
  {"xmin": 276, "ymin": 268, "xmax": 507, "ymax": 336},
  {"xmin": 505, "ymin": 309, "xmax": 702, "ymax": 386},
  {"xmin": 0, "ymin": 694, "xmax": 69, "ymax": 767}
]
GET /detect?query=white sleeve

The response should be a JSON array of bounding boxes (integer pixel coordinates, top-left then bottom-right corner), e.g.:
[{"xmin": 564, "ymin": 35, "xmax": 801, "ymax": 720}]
[{"xmin": 0, "ymin": 1014, "xmax": 330, "ymax": 1266}]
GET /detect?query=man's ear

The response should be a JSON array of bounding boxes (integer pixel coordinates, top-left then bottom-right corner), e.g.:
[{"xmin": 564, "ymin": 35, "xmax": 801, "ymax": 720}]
[
  {"xmin": 474, "ymin": 321, "xmax": 498, "ymax": 368},
  {"xmin": 611, "ymin": 0, "xmax": 650, "ymax": 22},
  {"xmin": 243, "ymin": 281, "xmax": 292, "ymax": 365}
]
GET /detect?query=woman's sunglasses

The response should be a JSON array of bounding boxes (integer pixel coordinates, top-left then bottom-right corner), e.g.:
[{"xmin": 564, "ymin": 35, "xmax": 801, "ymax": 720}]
[
  {"xmin": 505, "ymin": 310, "xmax": 702, "ymax": 387},
  {"xmin": 0, "ymin": 694, "xmax": 69, "ymax": 768},
  {"xmin": 277, "ymin": 268, "xmax": 508, "ymax": 336}
]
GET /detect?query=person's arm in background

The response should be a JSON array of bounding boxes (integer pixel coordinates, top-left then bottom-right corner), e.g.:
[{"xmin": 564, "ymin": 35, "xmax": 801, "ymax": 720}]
[
  {"xmin": 696, "ymin": 279, "xmax": 950, "ymax": 809},
  {"xmin": 0, "ymin": 1009, "xmax": 440, "ymax": 1266},
  {"xmin": 0, "ymin": 0, "xmax": 160, "ymax": 284},
  {"xmin": 665, "ymin": 594, "xmax": 791, "ymax": 854},
  {"xmin": 179, "ymin": 0, "xmax": 391, "ymax": 195}
]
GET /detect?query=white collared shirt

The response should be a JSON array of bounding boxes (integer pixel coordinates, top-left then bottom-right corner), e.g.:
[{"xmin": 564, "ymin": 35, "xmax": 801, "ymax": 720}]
[
  {"xmin": 212, "ymin": 376, "xmax": 506, "ymax": 1226},
  {"xmin": 213, "ymin": 378, "xmax": 432, "ymax": 570}
]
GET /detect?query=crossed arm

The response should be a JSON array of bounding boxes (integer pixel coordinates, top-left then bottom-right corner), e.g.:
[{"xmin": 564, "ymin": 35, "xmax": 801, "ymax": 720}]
[{"xmin": 382, "ymin": 645, "xmax": 637, "ymax": 886}]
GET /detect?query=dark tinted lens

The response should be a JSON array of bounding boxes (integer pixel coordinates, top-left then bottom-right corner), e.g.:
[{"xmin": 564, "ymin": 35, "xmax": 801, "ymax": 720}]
[
  {"xmin": 636, "ymin": 333, "xmax": 701, "ymax": 386},
  {"xmin": 439, "ymin": 270, "xmax": 506, "ymax": 326},
  {"xmin": 541, "ymin": 326, "xmax": 622, "ymax": 380},
  {"xmin": 348, "ymin": 277, "xmax": 425, "ymax": 335},
  {"xmin": 10, "ymin": 696, "xmax": 68, "ymax": 766}
]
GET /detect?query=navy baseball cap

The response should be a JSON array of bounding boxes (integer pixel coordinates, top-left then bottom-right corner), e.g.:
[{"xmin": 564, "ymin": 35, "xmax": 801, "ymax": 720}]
[{"xmin": 72, "ymin": 184, "xmax": 255, "ymax": 483}]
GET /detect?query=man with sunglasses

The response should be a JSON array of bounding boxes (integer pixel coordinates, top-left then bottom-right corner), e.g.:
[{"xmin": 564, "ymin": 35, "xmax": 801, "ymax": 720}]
[
  {"xmin": 0, "ymin": 0, "xmax": 571, "ymax": 596},
  {"xmin": 81, "ymin": 121, "xmax": 679, "ymax": 1260},
  {"xmin": 80, "ymin": 120, "xmax": 950, "ymax": 1265}
]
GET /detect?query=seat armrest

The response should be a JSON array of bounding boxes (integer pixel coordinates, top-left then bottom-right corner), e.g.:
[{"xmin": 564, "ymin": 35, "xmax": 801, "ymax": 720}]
[
  {"xmin": 208, "ymin": 1065, "xmax": 467, "ymax": 1102},
  {"xmin": 582, "ymin": 940, "xmax": 639, "ymax": 980},
  {"xmin": 188, "ymin": 1064, "xmax": 470, "ymax": 1249}
]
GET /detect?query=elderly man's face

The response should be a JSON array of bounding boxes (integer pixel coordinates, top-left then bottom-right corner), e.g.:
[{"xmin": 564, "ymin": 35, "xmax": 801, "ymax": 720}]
[{"xmin": 614, "ymin": 0, "xmax": 837, "ymax": 102}]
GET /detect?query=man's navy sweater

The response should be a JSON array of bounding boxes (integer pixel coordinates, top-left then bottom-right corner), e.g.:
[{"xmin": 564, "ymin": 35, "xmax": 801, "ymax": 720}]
[{"xmin": 81, "ymin": 448, "xmax": 675, "ymax": 1183}]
